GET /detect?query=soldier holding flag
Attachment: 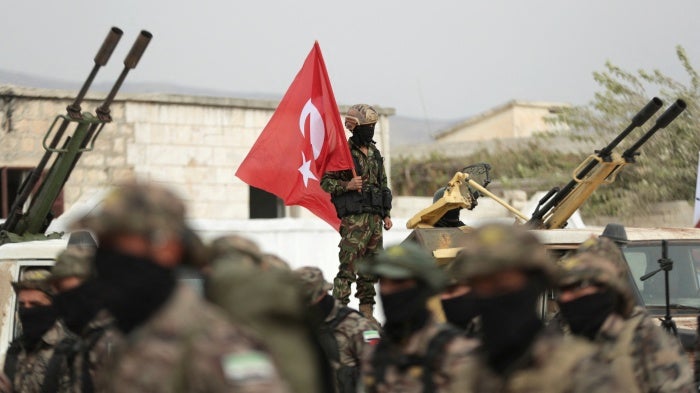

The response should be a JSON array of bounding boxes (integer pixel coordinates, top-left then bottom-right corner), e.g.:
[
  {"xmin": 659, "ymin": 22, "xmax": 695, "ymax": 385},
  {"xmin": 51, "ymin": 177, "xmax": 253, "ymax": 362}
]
[{"xmin": 321, "ymin": 104, "xmax": 393, "ymax": 322}]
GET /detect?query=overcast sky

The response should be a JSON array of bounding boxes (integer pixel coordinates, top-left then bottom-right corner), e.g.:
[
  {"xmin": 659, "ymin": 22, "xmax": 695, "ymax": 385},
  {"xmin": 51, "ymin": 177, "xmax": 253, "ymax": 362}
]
[{"xmin": 1, "ymin": 0, "xmax": 698, "ymax": 121}]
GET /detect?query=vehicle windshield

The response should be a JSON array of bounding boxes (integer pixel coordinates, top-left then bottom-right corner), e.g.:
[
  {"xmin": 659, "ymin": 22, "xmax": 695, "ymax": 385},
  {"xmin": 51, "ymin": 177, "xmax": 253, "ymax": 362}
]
[{"xmin": 624, "ymin": 242, "xmax": 700, "ymax": 308}]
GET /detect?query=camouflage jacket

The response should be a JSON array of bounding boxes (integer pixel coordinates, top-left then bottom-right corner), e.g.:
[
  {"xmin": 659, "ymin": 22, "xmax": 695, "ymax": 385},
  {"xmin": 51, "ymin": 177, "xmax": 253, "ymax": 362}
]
[
  {"xmin": 97, "ymin": 285, "xmax": 290, "ymax": 393},
  {"xmin": 462, "ymin": 327, "xmax": 634, "ymax": 393},
  {"xmin": 320, "ymin": 139, "xmax": 391, "ymax": 218},
  {"xmin": 360, "ymin": 317, "xmax": 477, "ymax": 393},
  {"xmin": 322, "ymin": 300, "xmax": 380, "ymax": 392},
  {"xmin": 594, "ymin": 307, "xmax": 694, "ymax": 393},
  {"xmin": 11, "ymin": 321, "xmax": 72, "ymax": 393},
  {"xmin": 65, "ymin": 310, "xmax": 123, "ymax": 392}
]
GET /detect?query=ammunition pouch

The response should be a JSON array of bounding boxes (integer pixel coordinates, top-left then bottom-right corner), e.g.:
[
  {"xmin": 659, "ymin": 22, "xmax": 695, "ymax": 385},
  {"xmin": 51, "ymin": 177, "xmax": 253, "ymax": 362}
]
[{"xmin": 331, "ymin": 186, "xmax": 391, "ymax": 218}]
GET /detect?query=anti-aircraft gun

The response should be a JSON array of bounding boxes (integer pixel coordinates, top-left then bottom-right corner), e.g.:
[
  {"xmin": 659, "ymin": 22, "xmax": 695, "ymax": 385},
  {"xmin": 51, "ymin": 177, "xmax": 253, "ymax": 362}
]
[
  {"xmin": 0, "ymin": 27, "xmax": 152, "ymax": 244},
  {"xmin": 0, "ymin": 27, "xmax": 152, "ymax": 365},
  {"xmin": 405, "ymin": 98, "xmax": 687, "ymax": 264}
]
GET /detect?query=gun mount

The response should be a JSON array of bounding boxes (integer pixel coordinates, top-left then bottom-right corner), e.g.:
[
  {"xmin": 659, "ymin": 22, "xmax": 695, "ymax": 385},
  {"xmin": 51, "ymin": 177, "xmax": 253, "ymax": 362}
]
[
  {"xmin": 0, "ymin": 27, "xmax": 152, "ymax": 244},
  {"xmin": 528, "ymin": 98, "xmax": 686, "ymax": 229}
]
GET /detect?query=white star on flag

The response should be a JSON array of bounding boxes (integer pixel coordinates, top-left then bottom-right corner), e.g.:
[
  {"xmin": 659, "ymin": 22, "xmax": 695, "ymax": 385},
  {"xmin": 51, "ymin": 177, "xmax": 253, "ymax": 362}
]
[{"xmin": 298, "ymin": 151, "xmax": 318, "ymax": 187}]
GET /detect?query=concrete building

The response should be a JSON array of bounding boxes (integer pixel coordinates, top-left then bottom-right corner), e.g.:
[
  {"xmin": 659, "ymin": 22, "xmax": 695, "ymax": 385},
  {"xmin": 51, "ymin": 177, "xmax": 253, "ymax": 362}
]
[
  {"xmin": 434, "ymin": 100, "xmax": 569, "ymax": 143},
  {"xmin": 0, "ymin": 84, "xmax": 394, "ymax": 224}
]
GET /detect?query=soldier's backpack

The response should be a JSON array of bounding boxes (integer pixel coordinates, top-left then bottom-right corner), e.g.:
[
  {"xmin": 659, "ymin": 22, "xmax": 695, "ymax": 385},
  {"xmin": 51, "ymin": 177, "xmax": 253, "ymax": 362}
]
[{"xmin": 317, "ymin": 306, "xmax": 362, "ymax": 393}]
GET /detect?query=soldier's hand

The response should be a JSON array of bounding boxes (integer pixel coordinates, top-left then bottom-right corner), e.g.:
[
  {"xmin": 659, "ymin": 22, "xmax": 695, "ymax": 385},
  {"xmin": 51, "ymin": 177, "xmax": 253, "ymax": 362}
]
[
  {"xmin": 346, "ymin": 176, "xmax": 363, "ymax": 191},
  {"xmin": 0, "ymin": 372, "xmax": 12, "ymax": 393},
  {"xmin": 383, "ymin": 216, "xmax": 393, "ymax": 230}
]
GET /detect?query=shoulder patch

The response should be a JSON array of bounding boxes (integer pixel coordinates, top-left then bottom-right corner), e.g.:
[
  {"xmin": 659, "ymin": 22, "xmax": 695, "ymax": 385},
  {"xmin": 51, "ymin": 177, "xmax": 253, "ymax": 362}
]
[
  {"xmin": 221, "ymin": 350, "xmax": 275, "ymax": 382},
  {"xmin": 363, "ymin": 330, "xmax": 381, "ymax": 345}
]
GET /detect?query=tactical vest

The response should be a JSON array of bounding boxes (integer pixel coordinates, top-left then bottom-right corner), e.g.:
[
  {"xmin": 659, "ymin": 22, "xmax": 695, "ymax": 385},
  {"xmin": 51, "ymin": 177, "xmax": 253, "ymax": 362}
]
[
  {"xmin": 330, "ymin": 149, "xmax": 391, "ymax": 219},
  {"xmin": 41, "ymin": 324, "xmax": 111, "ymax": 393},
  {"xmin": 318, "ymin": 306, "xmax": 360, "ymax": 393},
  {"xmin": 367, "ymin": 327, "xmax": 462, "ymax": 393}
]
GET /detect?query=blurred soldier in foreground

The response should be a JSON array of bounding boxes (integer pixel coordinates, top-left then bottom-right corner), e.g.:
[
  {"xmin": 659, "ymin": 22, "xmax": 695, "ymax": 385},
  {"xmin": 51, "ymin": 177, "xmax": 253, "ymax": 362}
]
[
  {"xmin": 358, "ymin": 242, "xmax": 476, "ymax": 392},
  {"xmin": 451, "ymin": 223, "xmax": 628, "ymax": 392},
  {"xmin": 74, "ymin": 181, "xmax": 289, "ymax": 392},
  {"xmin": 432, "ymin": 187, "xmax": 465, "ymax": 228},
  {"xmin": 294, "ymin": 266, "xmax": 380, "ymax": 393},
  {"xmin": 206, "ymin": 235, "xmax": 331, "ymax": 393},
  {"xmin": 47, "ymin": 245, "xmax": 123, "ymax": 393},
  {"xmin": 321, "ymin": 104, "xmax": 393, "ymax": 322},
  {"xmin": 557, "ymin": 237, "xmax": 694, "ymax": 393},
  {"xmin": 3, "ymin": 269, "xmax": 70, "ymax": 393}
]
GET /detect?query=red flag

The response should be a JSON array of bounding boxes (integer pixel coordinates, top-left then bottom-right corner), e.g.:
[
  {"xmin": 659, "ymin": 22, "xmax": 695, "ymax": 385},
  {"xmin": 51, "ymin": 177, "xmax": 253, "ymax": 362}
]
[{"xmin": 236, "ymin": 42, "xmax": 353, "ymax": 231}]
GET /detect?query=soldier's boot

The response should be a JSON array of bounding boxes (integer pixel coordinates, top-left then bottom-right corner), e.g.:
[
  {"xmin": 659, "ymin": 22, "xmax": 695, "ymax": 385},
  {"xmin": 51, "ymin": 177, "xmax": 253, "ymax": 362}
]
[{"xmin": 359, "ymin": 304, "xmax": 381, "ymax": 328}]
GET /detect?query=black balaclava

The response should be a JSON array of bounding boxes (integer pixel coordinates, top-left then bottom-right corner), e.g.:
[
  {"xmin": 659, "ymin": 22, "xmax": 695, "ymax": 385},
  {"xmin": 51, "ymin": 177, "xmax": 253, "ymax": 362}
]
[
  {"xmin": 381, "ymin": 284, "xmax": 430, "ymax": 343},
  {"xmin": 477, "ymin": 275, "xmax": 545, "ymax": 375},
  {"xmin": 309, "ymin": 293, "xmax": 335, "ymax": 324},
  {"xmin": 558, "ymin": 289, "xmax": 617, "ymax": 340},
  {"xmin": 53, "ymin": 280, "xmax": 104, "ymax": 334},
  {"xmin": 441, "ymin": 292, "xmax": 479, "ymax": 330},
  {"xmin": 93, "ymin": 246, "xmax": 176, "ymax": 333},
  {"xmin": 350, "ymin": 124, "xmax": 375, "ymax": 147},
  {"xmin": 18, "ymin": 305, "xmax": 58, "ymax": 348}
]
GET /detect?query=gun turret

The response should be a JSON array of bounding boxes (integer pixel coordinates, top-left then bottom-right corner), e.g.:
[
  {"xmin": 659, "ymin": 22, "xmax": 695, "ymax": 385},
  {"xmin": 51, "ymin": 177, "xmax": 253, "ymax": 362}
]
[
  {"xmin": 0, "ymin": 28, "xmax": 152, "ymax": 243},
  {"xmin": 527, "ymin": 98, "xmax": 686, "ymax": 229}
]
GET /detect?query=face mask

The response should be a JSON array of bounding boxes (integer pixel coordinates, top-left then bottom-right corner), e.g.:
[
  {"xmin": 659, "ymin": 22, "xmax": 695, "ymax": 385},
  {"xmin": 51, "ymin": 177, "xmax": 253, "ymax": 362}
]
[
  {"xmin": 53, "ymin": 280, "xmax": 103, "ymax": 334},
  {"xmin": 19, "ymin": 305, "xmax": 57, "ymax": 348},
  {"xmin": 351, "ymin": 124, "xmax": 375, "ymax": 146},
  {"xmin": 380, "ymin": 285, "xmax": 429, "ymax": 342},
  {"xmin": 558, "ymin": 290, "xmax": 617, "ymax": 340},
  {"xmin": 477, "ymin": 280, "xmax": 543, "ymax": 374},
  {"xmin": 94, "ymin": 246, "xmax": 176, "ymax": 333},
  {"xmin": 441, "ymin": 292, "xmax": 479, "ymax": 330},
  {"xmin": 308, "ymin": 294, "xmax": 335, "ymax": 324}
]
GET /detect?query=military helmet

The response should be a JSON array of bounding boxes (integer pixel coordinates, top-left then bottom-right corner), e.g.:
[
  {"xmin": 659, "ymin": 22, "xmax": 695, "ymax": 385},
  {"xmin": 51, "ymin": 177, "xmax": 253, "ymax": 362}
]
[
  {"xmin": 433, "ymin": 187, "xmax": 446, "ymax": 203},
  {"xmin": 359, "ymin": 242, "xmax": 447, "ymax": 293},
  {"xmin": 600, "ymin": 223, "xmax": 628, "ymax": 247},
  {"xmin": 345, "ymin": 104, "xmax": 378, "ymax": 126},
  {"xmin": 47, "ymin": 246, "xmax": 94, "ymax": 283},
  {"xmin": 73, "ymin": 181, "xmax": 187, "ymax": 239},
  {"xmin": 557, "ymin": 250, "xmax": 635, "ymax": 317},
  {"xmin": 261, "ymin": 253, "xmax": 291, "ymax": 271},
  {"xmin": 208, "ymin": 234, "xmax": 264, "ymax": 268},
  {"xmin": 576, "ymin": 236, "xmax": 628, "ymax": 273},
  {"xmin": 12, "ymin": 268, "xmax": 54, "ymax": 295},
  {"xmin": 293, "ymin": 266, "xmax": 333, "ymax": 302},
  {"xmin": 450, "ymin": 223, "xmax": 555, "ymax": 283}
]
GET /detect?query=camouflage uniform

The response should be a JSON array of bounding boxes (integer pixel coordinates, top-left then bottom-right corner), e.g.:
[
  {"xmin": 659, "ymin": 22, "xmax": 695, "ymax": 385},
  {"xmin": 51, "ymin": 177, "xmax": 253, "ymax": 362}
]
[
  {"xmin": 294, "ymin": 266, "xmax": 380, "ymax": 393},
  {"xmin": 460, "ymin": 329, "xmax": 629, "ymax": 393},
  {"xmin": 73, "ymin": 181, "xmax": 290, "ymax": 393},
  {"xmin": 10, "ymin": 322, "xmax": 72, "ymax": 393},
  {"xmin": 207, "ymin": 236, "xmax": 328, "ymax": 393},
  {"xmin": 359, "ymin": 243, "xmax": 477, "ymax": 393},
  {"xmin": 449, "ymin": 223, "xmax": 630, "ymax": 393},
  {"xmin": 361, "ymin": 316, "xmax": 477, "ymax": 393},
  {"xmin": 46, "ymin": 246, "xmax": 123, "ymax": 393},
  {"xmin": 97, "ymin": 285, "xmax": 288, "ymax": 392},
  {"xmin": 6, "ymin": 270, "xmax": 71, "ymax": 393},
  {"xmin": 67, "ymin": 310, "xmax": 123, "ymax": 393},
  {"xmin": 557, "ymin": 240, "xmax": 695, "ymax": 393},
  {"xmin": 321, "ymin": 104, "xmax": 392, "ymax": 307}
]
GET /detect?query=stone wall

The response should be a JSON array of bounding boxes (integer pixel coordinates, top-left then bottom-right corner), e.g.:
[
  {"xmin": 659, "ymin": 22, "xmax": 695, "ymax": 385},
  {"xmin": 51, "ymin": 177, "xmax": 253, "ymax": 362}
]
[{"xmin": 0, "ymin": 85, "xmax": 394, "ymax": 221}]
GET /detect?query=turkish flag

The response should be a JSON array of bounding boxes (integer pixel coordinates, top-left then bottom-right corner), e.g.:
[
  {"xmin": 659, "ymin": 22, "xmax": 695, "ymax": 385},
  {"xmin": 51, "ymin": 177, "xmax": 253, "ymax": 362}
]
[{"xmin": 236, "ymin": 42, "xmax": 353, "ymax": 231}]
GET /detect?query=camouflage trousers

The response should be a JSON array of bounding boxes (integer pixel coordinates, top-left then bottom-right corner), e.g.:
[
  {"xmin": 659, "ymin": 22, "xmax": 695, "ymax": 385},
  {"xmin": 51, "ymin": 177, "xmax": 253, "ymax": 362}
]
[{"xmin": 334, "ymin": 213, "xmax": 383, "ymax": 305}]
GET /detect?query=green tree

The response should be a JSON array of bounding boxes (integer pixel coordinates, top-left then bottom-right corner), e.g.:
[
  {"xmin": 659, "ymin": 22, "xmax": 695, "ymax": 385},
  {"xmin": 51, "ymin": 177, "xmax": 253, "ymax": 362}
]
[{"xmin": 554, "ymin": 46, "xmax": 699, "ymax": 217}]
